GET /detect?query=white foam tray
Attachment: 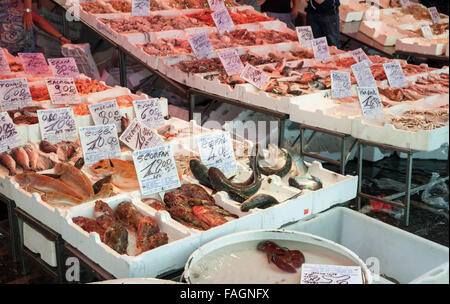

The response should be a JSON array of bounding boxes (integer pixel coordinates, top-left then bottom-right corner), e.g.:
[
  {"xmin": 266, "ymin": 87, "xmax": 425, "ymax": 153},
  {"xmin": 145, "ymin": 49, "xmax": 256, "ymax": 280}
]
[
  {"xmin": 23, "ymin": 222, "xmax": 57, "ymax": 267},
  {"xmin": 396, "ymin": 37, "xmax": 449, "ymax": 56}
]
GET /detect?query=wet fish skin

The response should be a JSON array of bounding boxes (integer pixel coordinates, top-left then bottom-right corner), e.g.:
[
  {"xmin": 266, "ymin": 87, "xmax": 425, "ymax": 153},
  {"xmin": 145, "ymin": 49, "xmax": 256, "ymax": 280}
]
[
  {"xmin": 289, "ymin": 176, "xmax": 323, "ymax": 191},
  {"xmin": 11, "ymin": 147, "xmax": 31, "ymax": 171},
  {"xmin": 240, "ymin": 194, "xmax": 279, "ymax": 212},
  {"xmin": 0, "ymin": 153, "xmax": 16, "ymax": 175}
]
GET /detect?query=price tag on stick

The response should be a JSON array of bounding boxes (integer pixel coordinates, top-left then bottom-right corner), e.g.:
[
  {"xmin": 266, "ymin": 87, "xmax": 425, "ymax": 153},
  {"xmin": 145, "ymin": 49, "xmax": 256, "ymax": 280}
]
[
  {"xmin": 45, "ymin": 77, "xmax": 81, "ymax": 105},
  {"xmin": 37, "ymin": 108, "xmax": 78, "ymax": 144},
  {"xmin": 79, "ymin": 124, "xmax": 121, "ymax": 166},
  {"xmin": 300, "ymin": 264, "xmax": 363, "ymax": 284},
  {"xmin": 211, "ymin": 8, "xmax": 235, "ymax": 34},
  {"xmin": 383, "ymin": 61, "xmax": 408, "ymax": 88},
  {"xmin": 331, "ymin": 71, "xmax": 351, "ymax": 99},
  {"xmin": 428, "ymin": 7, "xmax": 441, "ymax": 24},
  {"xmin": 88, "ymin": 99, "xmax": 122, "ymax": 131},
  {"xmin": 133, "ymin": 99, "xmax": 165, "ymax": 129},
  {"xmin": 120, "ymin": 119, "xmax": 164, "ymax": 151},
  {"xmin": 0, "ymin": 49, "xmax": 11, "ymax": 73},
  {"xmin": 132, "ymin": 0, "xmax": 150, "ymax": 17},
  {"xmin": 197, "ymin": 132, "xmax": 237, "ymax": 177},
  {"xmin": 0, "ymin": 112, "xmax": 21, "ymax": 153},
  {"xmin": 357, "ymin": 87, "xmax": 384, "ymax": 119},
  {"xmin": 217, "ymin": 49, "xmax": 244, "ymax": 76},
  {"xmin": 18, "ymin": 53, "xmax": 50, "ymax": 76},
  {"xmin": 132, "ymin": 144, "xmax": 181, "ymax": 196},
  {"xmin": 420, "ymin": 23, "xmax": 434, "ymax": 39},
  {"xmin": 188, "ymin": 32, "xmax": 214, "ymax": 59},
  {"xmin": 240, "ymin": 63, "xmax": 271, "ymax": 90},
  {"xmin": 400, "ymin": 0, "xmax": 410, "ymax": 8},
  {"xmin": 351, "ymin": 61, "xmax": 376, "ymax": 88},
  {"xmin": 351, "ymin": 48, "xmax": 373, "ymax": 66},
  {"xmin": 311, "ymin": 37, "xmax": 331, "ymax": 63},
  {"xmin": 296, "ymin": 26, "xmax": 314, "ymax": 49},
  {"xmin": 0, "ymin": 78, "xmax": 33, "ymax": 111},
  {"xmin": 208, "ymin": 0, "xmax": 226, "ymax": 11},
  {"xmin": 48, "ymin": 57, "xmax": 80, "ymax": 78}
]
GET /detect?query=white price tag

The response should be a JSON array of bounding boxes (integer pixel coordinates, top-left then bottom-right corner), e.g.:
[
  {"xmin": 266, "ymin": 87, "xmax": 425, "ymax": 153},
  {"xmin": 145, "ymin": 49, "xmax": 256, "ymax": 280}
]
[
  {"xmin": 188, "ymin": 32, "xmax": 214, "ymax": 59},
  {"xmin": 0, "ymin": 49, "xmax": 11, "ymax": 73},
  {"xmin": 18, "ymin": 52, "xmax": 50, "ymax": 76},
  {"xmin": 133, "ymin": 99, "xmax": 165, "ymax": 129},
  {"xmin": 400, "ymin": 0, "xmax": 410, "ymax": 8},
  {"xmin": 211, "ymin": 8, "xmax": 235, "ymax": 34},
  {"xmin": 120, "ymin": 119, "xmax": 164, "ymax": 151},
  {"xmin": 197, "ymin": 132, "xmax": 237, "ymax": 177},
  {"xmin": 300, "ymin": 264, "xmax": 363, "ymax": 284},
  {"xmin": 420, "ymin": 23, "xmax": 434, "ymax": 39},
  {"xmin": 331, "ymin": 71, "xmax": 351, "ymax": 99},
  {"xmin": 207, "ymin": 0, "xmax": 226, "ymax": 11},
  {"xmin": 240, "ymin": 63, "xmax": 271, "ymax": 90},
  {"xmin": 217, "ymin": 49, "xmax": 244, "ymax": 76},
  {"xmin": 88, "ymin": 99, "xmax": 122, "ymax": 131},
  {"xmin": 296, "ymin": 26, "xmax": 314, "ymax": 49},
  {"xmin": 383, "ymin": 61, "xmax": 408, "ymax": 88},
  {"xmin": 45, "ymin": 77, "xmax": 81, "ymax": 105},
  {"xmin": 37, "ymin": 108, "xmax": 78, "ymax": 144},
  {"xmin": 0, "ymin": 78, "xmax": 33, "ymax": 111},
  {"xmin": 132, "ymin": 0, "xmax": 150, "ymax": 16},
  {"xmin": 0, "ymin": 112, "xmax": 21, "ymax": 153},
  {"xmin": 79, "ymin": 124, "xmax": 121, "ymax": 166},
  {"xmin": 351, "ymin": 48, "xmax": 373, "ymax": 66},
  {"xmin": 311, "ymin": 37, "xmax": 331, "ymax": 62},
  {"xmin": 351, "ymin": 60, "xmax": 376, "ymax": 87},
  {"xmin": 132, "ymin": 144, "xmax": 181, "ymax": 196},
  {"xmin": 428, "ymin": 7, "xmax": 441, "ymax": 24},
  {"xmin": 48, "ymin": 57, "xmax": 80, "ymax": 78},
  {"xmin": 357, "ymin": 87, "xmax": 384, "ymax": 119}
]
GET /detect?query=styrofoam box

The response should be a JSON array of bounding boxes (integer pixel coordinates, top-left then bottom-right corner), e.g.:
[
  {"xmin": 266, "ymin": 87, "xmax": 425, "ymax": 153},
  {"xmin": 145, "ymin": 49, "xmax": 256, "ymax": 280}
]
[
  {"xmin": 398, "ymin": 144, "xmax": 448, "ymax": 160},
  {"xmin": 359, "ymin": 21, "xmax": 407, "ymax": 47},
  {"xmin": 23, "ymin": 222, "xmax": 57, "ymax": 267},
  {"xmin": 396, "ymin": 37, "xmax": 449, "ymax": 56},
  {"xmin": 286, "ymin": 207, "xmax": 449, "ymax": 284}
]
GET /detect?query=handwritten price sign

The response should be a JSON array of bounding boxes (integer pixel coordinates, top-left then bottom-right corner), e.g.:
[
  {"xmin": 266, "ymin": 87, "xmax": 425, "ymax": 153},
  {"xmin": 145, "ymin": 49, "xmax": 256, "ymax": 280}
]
[
  {"xmin": 240, "ymin": 63, "xmax": 271, "ymax": 90},
  {"xmin": 331, "ymin": 71, "xmax": 351, "ymax": 99},
  {"xmin": 420, "ymin": 23, "xmax": 434, "ymax": 39},
  {"xmin": 351, "ymin": 48, "xmax": 372, "ymax": 66},
  {"xmin": 132, "ymin": 0, "xmax": 150, "ymax": 16},
  {"xmin": 133, "ymin": 99, "xmax": 165, "ymax": 129},
  {"xmin": 300, "ymin": 264, "xmax": 363, "ymax": 284},
  {"xmin": 351, "ymin": 60, "xmax": 376, "ymax": 88},
  {"xmin": 311, "ymin": 37, "xmax": 331, "ymax": 63},
  {"xmin": 0, "ymin": 49, "xmax": 10, "ymax": 73},
  {"xmin": 120, "ymin": 119, "xmax": 164, "ymax": 151},
  {"xmin": 18, "ymin": 53, "xmax": 50, "ymax": 76},
  {"xmin": 197, "ymin": 132, "xmax": 237, "ymax": 177},
  {"xmin": 357, "ymin": 87, "xmax": 384, "ymax": 119},
  {"xmin": 296, "ymin": 26, "xmax": 314, "ymax": 49},
  {"xmin": 189, "ymin": 32, "xmax": 214, "ymax": 59},
  {"xmin": 0, "ymin": 78, "xmax": 33, "ymax": 111},
  {"xmin": 208, "ymin": 0, "xmax": 226, "ymax": 11},
  {"xmin": 132, "ymin": 144, "xmax": 181, "ymax": 195},
  {"xmin": 88, "ymin": 99, "xmax": 122, "ymax": 131},
  {"xmin": 383, "ymin": 61, "xmax": 408, "ymax": 88},
  {"xmin": 0, "ymin": 112, "xmax": 21, "ymax": 153},
  {"xmin": 217, "ymin": 49, "xmax": 244, "ymax": 76},
  {"xmin": 48, "ymin": 57, "xmax": 80, "ymax": 78},
  {"xmin": 79, "ymin": 124, "xmax": 121, "ymax": 165},
  {"xmin": 45, "ymin": 77, "xmax": 81, "ymax": 105},
  {"xmin": 400, "ymin": 0, "xmax": 410, "ymax": 8},
  {"xmin": 211, "ymin": 8, "xmax": 235, "ymax": 34},
  {"xmin": 428, "ymin": 7, "xmax": 441, "ymax": 24},
  {"xmin": 37, "ymin": 108, "xmax": 78, "ymax": 144}
]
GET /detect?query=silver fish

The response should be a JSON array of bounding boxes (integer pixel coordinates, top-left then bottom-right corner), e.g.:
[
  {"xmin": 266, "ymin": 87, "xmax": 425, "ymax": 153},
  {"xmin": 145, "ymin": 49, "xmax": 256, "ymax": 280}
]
[{"xmin": 289, "ymin": 175, "xmax": 322, "ymax": 191}]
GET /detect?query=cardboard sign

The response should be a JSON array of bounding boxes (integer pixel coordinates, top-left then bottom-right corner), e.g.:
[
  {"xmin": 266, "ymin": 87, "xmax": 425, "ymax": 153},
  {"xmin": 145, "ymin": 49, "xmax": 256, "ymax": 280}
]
[
  {"xmin": 420, "ymin": 23, "xmax": 434, "ymax": 39},
  {"xmin": 45, "ymin": 77, "xmax": 81, "ymax": 104},
  {"xmin": 120, "ymin": 119, "xmax": 164, "ymax": 151},
  {"xmin": 311, "ymin": 37, "xmax": 331, "ymax": 63},
  {"xmin": 211, "ymin": 8, "xmax": 235, "ymax": 34},
  {"xmin": 357, "ymin": 87, "xmax": 384, "ymax": 119},
  {"xmin": 331, "ymin": 71, "xmax": 352, "ymax": 99},
  {"xmin": 18, "ymin": 53, "xmax": 50, "ymax": 76},
  {"xmin": 133, "ymin": 99, "xmax": 165, "ymax": 129},
  {"xmin": 207, "ymin": 0, "xmax": 226, "ymax": 11},
  {"xmin": 0, "ymin": 112, "xmax": 21, "ymax": 153},
  {"xmin": 351, "ymin": 60, "xmax": 376, "ymax": 87},
  {"xmin": 0, "ymin": 78, "xmax": 33, "ymax": 111},
  {"xmin": 88, "ymin": 99, "xmax": 122, "ymax": 131},
  {"xmin": 351, "ymin": 48, "xmax": 372, "ymax": 66},
  {"xmin": 48, "ymin": 57, "xmax": 80, "ymax": 78},
  {"xmin": 428, "ymin": 7, "xmax": 441, "ymax": 24},
  {"xmin": 217, "ymin": 49, "xmax": 244, "ymax": 76},
  {"xmin": 383, "ymin": 61, "xmax": 408, "ymax": 88},
  {"xmin": 400, "ymin": 0, "xmax": 410, "ymax": 8},
  {"xmin": 240, "ymin": 63, "xmax": 271, "ymax": 90},
  {"xmin": 197, "ymin": 132, "xmax": 237, "ymax": 177},
  {"xmin": 132, "ymin": 0, "xmax": 151, "ymax": 17},
  {"xmin": 79, "ymin": 124, "xmax": 121, "ymax": 166},
  {"xmin": 188, "ymin": 32, "xmax": 214, "ymax": 59},
  {"xmin": 132, "ymin": 144, "xmax": 181, "ymax": 195},
  {"xmin": 37, "ymin": 108, "xmax": 78, "ymax": 144},
  {"xmin": 296, "ymin": 26, "xmax": 314, "ymax": 49},
  {"xmin": 0, "ymin": 49, "xmax": 11, "ymax": 73},
  {"xmin": 300, "ymin": 264, "xmax": 363, "ymax": 284}
]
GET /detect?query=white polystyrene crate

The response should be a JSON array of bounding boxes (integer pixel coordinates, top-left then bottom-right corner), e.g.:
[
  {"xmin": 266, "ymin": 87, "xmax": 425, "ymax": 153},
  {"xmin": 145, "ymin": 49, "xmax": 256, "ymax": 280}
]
[
  {"xmin": 23, "ymin": 222, "xmax": 57, "ymax": 267},
  {"xmin": 0, "ymin": 175, "xmax": 14, "ymax": 200},
  {"xmin": 359, "ymin": 21, "xmax": 404, "ymax": 46},
  {"xmin": 286, "ymin": 207, "xmax": 449, "ymax": 284},
  {"xmin": 398, "ymin": 144, "xmax": 448, "ymax": 160},
  {"xmin": 340, "ymin": 10, "xmax": 365, "ymax": 23},
  {"xmin": 395, "ymin": 37, "xmax": 449, "ymax": 56}
]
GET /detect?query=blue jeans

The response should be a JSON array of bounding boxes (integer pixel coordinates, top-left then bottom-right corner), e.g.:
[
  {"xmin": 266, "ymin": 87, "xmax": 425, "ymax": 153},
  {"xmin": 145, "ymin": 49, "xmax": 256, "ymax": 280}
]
[{"xmin": 306, "ymin": 13, "xmax": 341, "ymax": 49}]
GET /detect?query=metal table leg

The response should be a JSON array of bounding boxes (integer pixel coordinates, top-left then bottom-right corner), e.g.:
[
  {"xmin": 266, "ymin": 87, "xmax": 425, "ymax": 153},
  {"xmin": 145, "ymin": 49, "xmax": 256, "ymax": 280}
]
[
  {"xmin": 404, "ymin": 151, "xmax": 413, "ymax": 227},
  {"xmin": 118, "ymin": 49, "xmax": 127, "ymax": 87},
  {"xmin": 357, "ymin": 140, "xmax": 363, "ymax": 210},
  {"xmin": 189, "ymin": 93, "xmax": 195, "ymax": 121},
  {"xmin": 278, "ymin": 118, "xmax": 286, "ymax": 148}
]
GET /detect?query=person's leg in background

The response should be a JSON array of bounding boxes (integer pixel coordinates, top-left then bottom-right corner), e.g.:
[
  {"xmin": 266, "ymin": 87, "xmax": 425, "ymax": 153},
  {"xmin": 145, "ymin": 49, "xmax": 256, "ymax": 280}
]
[
  {"xmin": 318, "ymin": 13, "xmax": 341, "ymax": 49},
  {"xmin": 306, "ymin": 13, "xmax": 324, "ymax": 40}
]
